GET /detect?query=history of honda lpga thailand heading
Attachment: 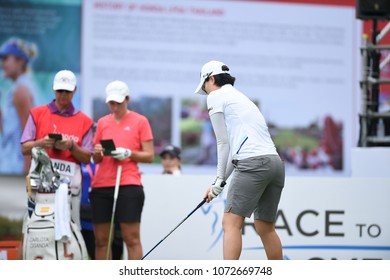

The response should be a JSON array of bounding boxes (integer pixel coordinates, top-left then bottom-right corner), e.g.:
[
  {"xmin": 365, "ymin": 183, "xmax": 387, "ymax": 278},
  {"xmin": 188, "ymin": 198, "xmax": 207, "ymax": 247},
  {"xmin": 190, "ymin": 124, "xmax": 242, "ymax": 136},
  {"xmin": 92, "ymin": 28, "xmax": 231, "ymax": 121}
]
[{"xmin": 118, "ymin": 265, "xmax": 272, "ymax": 277}]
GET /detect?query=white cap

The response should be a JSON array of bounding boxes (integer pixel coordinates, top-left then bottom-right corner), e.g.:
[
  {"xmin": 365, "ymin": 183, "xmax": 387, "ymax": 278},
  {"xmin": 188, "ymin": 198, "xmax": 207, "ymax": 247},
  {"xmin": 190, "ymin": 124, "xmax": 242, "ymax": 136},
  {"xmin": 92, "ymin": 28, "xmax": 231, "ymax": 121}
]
[
  {"xmin": 105, "ymin": 80, "xmax": 129, "ymax": 103},
  {"xmin": 194, "ymin": 60, "xmax": 230, "ymax": 95},
  {"xmin": 53, "ymin": 70, "xmax": 77, "ymax": 91}
]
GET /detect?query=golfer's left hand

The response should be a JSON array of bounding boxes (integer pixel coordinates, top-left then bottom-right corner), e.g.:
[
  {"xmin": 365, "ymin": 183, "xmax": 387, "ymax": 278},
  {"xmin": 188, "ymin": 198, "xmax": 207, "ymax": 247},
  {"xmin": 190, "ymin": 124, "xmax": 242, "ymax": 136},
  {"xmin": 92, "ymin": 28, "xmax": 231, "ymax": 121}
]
[
  {"xmin": 112, "ymin": 147, "xmax": 132, "ymax": 160},
  {"xmin": 204, "ymin": 177, "xmax": 226, "ymax": 203}
]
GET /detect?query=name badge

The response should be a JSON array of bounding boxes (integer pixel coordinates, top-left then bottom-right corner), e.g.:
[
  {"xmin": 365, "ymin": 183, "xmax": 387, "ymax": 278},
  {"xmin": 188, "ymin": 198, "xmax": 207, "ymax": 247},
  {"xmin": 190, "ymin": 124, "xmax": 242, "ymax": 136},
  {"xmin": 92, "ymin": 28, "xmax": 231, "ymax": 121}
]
[{"xmin": 51, "ymin": 159, "xmax": 76, "ymax": 177}]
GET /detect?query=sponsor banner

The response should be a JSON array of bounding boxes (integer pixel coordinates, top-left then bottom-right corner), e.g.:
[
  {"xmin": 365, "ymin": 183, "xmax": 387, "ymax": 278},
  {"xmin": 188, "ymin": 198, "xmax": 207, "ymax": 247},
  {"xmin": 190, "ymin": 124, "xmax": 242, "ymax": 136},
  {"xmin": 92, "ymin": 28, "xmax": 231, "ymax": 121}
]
[
  {"xmin": 141, "ymin": 175, "xmax": 390, "ymax": 260},
  {"xmin": 0, "ymin": 0, "xmax": 81, "ymax": 175},
  {"xmin": 82, "ymin": 0, "xmax": 360, "ymax": 176},
  {"xmin": 0, "ymin": 174, "xmax": 389, "ymax": 260}
]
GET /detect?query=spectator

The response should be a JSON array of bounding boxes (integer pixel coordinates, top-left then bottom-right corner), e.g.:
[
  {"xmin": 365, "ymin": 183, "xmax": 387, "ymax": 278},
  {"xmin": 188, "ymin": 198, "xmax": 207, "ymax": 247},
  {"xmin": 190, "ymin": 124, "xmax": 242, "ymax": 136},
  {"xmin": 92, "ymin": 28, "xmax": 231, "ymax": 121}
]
[{"xmin": 160, "ymin": 144, "xmax": 182, "ymax": 175}]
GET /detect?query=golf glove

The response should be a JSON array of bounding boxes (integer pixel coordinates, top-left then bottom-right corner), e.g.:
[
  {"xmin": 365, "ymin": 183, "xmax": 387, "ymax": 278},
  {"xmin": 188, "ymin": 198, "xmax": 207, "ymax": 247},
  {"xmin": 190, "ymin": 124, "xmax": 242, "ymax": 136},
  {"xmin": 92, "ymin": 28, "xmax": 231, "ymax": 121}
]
[
  {"xmin": 209, "ymin": 177, "xmax": 226, "ymax": 199},
  {"xmin": 111, "ymin": 148, "xmax": 132, "ymax": 160}
]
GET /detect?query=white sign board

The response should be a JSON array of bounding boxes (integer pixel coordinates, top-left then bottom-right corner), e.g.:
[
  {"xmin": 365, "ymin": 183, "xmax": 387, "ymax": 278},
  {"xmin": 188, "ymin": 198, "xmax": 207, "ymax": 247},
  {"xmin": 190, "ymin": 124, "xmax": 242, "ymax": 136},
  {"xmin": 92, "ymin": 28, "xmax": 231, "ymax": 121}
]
[
  {"xmin": 141, "ymin": 175, "xmax": 390, "ymax": 260},
  {"xmin": 82, "ymin": 0, "xmax": 360, "ymax": 176}
]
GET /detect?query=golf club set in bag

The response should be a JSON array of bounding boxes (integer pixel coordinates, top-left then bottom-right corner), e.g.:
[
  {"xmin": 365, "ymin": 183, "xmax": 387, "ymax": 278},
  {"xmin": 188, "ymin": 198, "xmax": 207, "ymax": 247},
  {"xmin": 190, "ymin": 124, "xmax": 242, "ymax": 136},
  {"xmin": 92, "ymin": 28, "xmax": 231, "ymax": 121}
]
[{"xmin": 23, "ymin": 147, "xmax": 88, "ymax": 260}]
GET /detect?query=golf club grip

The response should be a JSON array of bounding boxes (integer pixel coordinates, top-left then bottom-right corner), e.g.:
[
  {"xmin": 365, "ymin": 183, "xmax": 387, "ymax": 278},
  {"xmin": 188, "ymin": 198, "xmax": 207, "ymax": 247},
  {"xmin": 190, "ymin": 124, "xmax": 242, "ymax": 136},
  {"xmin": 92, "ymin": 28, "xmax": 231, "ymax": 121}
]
[
  {"xmin": 188, "ymin": 199, "xmax": 206, "ymax": 217},
  {"xmin": 141, "ymin": 198, "xmax": 206, "ymax": 260}
]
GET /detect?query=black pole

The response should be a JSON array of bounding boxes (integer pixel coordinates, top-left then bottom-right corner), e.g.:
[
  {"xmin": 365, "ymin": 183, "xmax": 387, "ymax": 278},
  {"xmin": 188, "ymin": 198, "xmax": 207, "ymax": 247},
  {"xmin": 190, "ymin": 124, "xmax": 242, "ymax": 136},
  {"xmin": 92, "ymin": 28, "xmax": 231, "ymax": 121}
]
[
  {"xmin": 368, "ymin": 19, "xmax": 381, "ymax": 139},
  {"xmin": 371, "ymin": 19, "xmax": 381, "ymax": 112}
]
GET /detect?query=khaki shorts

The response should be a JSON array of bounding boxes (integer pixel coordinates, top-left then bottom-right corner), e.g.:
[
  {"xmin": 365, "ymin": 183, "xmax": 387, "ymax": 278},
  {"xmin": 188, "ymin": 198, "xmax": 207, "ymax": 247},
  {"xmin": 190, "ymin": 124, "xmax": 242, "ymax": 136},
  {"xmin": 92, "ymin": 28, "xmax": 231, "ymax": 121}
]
[{"xmin": 226, "ymin": 155, "xmax": 285, "ymax": 222}]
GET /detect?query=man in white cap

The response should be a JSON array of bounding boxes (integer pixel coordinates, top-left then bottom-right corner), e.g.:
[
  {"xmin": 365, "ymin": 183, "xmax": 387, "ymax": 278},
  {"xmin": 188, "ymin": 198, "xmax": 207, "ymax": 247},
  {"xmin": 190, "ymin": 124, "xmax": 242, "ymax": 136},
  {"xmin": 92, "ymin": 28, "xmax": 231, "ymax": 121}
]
[
  {"xmin": 21, "ymin": 69, "xmax": 94, "ymax": 229},
  {"xmin": 90, "ymin": 80, "xmax": 154, "ymax": 260},
  {"xmin": 195, "ymin": 60, "xmax": 285, "ymax": 260}
]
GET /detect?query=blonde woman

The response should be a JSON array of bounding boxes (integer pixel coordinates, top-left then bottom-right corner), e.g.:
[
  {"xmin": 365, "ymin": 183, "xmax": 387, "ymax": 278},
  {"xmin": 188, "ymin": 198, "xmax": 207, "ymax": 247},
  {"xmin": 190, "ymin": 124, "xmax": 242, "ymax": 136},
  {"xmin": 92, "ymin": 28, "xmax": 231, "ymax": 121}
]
[{"xmin": 0, "ymin": 37, "xmax": 38, "ymax": 174}]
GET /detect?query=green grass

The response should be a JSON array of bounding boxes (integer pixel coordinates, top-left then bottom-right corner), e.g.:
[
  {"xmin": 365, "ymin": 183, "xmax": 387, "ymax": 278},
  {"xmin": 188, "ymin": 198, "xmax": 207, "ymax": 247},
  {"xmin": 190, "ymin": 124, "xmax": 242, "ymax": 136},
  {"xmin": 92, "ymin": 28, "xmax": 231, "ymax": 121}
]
[
  {"xmin": 180, "ymin": 118, "xmax": 202, "ymax": 133},
  {"xmin": 0, "ymin": 216, "xmax": 23, "ymax": 240},
  {"xmin": 273, "ymin": 129, "xmax": 319, "ymax": 150}
]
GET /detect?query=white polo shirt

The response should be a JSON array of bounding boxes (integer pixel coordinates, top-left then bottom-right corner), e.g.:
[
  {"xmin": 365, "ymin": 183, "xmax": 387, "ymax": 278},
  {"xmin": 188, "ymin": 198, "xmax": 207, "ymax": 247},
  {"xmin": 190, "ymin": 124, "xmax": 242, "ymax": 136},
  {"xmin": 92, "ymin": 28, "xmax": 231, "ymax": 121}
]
[{"xmin": 207, "ymin": 84, "xmax": 277, "ymax": 161}]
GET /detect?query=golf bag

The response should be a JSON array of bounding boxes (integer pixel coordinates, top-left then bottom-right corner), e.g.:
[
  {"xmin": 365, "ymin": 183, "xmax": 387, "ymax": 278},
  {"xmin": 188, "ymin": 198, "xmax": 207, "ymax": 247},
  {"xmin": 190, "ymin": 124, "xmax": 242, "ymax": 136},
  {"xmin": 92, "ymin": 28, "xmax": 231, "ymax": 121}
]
[{"xmin": 23, "ymin": 147, "xmax": 88, "ymax": 260}]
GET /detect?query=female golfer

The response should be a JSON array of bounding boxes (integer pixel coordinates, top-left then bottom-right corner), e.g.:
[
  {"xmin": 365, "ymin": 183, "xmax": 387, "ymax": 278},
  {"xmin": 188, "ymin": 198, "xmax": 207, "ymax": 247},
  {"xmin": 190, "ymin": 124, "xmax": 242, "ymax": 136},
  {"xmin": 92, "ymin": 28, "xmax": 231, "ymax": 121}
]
[{"xmin": 194, "ymin": 60, "xmax": 285, "ymax": 260}]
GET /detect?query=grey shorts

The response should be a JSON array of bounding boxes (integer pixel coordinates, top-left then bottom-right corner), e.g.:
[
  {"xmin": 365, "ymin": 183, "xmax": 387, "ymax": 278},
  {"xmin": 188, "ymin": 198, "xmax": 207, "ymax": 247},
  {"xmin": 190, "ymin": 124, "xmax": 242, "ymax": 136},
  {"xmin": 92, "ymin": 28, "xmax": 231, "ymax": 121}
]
[{"xmin": 225, "ymin": 155, "xmax": 285, "ymax": 222}]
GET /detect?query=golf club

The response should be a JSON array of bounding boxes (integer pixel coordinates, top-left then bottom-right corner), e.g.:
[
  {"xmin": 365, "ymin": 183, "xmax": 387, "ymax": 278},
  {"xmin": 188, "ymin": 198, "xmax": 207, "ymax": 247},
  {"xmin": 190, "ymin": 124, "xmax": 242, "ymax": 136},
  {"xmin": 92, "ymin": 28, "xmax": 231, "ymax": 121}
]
[
  {"xmin": 141, "ymin": 198, "xmax": 206, "ymax": 260},
  {"xmin": 106, "ymin": 165, "xmax": 122, "ymax": 260}
]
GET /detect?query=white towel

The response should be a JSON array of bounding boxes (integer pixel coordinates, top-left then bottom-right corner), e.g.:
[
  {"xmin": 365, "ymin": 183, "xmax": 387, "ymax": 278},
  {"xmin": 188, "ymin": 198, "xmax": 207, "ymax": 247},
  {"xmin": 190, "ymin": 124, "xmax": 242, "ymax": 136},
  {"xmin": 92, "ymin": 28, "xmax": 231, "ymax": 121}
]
[{"xmin": 55, "ymin": 183, "xmax": 71, "ymax": 242}]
